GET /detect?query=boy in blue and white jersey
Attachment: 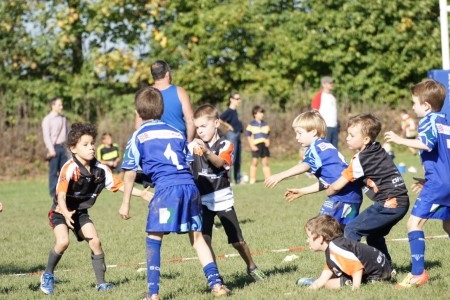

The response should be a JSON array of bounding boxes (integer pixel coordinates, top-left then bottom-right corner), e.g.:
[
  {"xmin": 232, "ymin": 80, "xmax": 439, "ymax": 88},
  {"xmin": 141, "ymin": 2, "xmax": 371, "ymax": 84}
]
[
  {"xmin": 385, "ymin": 79, "xmax": 450, "ymax": 288},
  {"xmin": 120, "ymin": 87, "xmax": 229, "ymax": 299},
  {"xmin": 265, "ymin": 110, "xmax": 362, "ymax": 226}
]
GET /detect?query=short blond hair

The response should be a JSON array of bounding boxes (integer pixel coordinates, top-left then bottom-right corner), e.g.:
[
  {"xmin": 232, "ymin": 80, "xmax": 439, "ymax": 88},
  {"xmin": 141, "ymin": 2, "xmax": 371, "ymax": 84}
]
[{"xmin": 292, "ymin": 110, "xmax": 327, "ymax": 138}]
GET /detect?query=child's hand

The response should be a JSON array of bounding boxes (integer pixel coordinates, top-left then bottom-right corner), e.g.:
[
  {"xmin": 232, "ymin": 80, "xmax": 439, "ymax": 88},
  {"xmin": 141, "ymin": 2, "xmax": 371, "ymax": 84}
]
[
  {"xmin": 284, "ymin": 188, "xmax": 304, "ymax": 202},
  {"xmin": 0, "ymin": 202, "xmax": 3, "ymax": 212},
  {"xmin": 63, "ymin": 210, "xmax": 76, "ymax": 229},
  {"xmin": 251, "ymin": 145, "xmax": 258, "ymax": 152},
  {"xmin": 119, "ymin": 203, "xmax": 131, "ymax": 220},
  {"xmin": 265, "ymin": 174, "xmax": 283, "ymax": 188},
  {"xmin": 384, "ymin": 131, "xmax": 401, "ymax": 144},
  {"xmin": 411, "ymin": 182, "xmax": 423, "ymax": 194},
  {"xmin": 141, "ymin": 187, "xmax": 154, "ymax": 202}
]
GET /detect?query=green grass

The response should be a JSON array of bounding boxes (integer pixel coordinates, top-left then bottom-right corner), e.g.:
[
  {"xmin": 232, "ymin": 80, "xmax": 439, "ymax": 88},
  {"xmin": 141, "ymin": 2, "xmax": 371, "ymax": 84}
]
[{"xmin": 1, "ymin": 152, "xmax": 449, "ymax": 299}]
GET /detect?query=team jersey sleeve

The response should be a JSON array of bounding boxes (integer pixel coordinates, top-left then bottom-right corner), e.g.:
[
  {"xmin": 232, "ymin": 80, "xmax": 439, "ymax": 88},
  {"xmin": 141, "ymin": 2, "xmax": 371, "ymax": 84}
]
[
  {"xmin": 418, "ymin": 114, "xmax": 438, "ymax": 151},
  {"xmin": 121, "ymin": 132, "xmax": 140, "ymax": 171},
  {"xmin": 311, "ymin": 91, "xmax": 322, "ymax": 110},
  {"xmin": 55, "ymin": 162, "xmax": 73, "ymax": 196},
  {"xmin": 342, "ymin": 155, "xmax": 363, "ymax": 182},
  {"xmin": 218, "ymin": 139, "xmax": 234, "ymax": 168},
  {"xmin": 100, "ymin": 164, "xmax": 123, "ymax": 192},
  {"xmin": 329, "ymin": 241, "xmax": 364, "ymax": 276},
  {"xmin": 245, "ymin": 123, "xmax": 253, "ymax": 137}
]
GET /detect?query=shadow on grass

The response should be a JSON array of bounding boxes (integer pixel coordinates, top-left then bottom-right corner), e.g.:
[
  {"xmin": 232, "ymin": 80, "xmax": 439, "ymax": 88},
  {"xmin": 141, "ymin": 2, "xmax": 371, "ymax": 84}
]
[
  {"xmin": 224, "ymin": 264, "xmax": 299, "ymax": 290},
  {"xmin": 0, "ymin": 263, "xmax": 46, "ymax": 276},
  {"xmin": 393, "ymin": 259, "xmax": 442, "ymax": 274}
]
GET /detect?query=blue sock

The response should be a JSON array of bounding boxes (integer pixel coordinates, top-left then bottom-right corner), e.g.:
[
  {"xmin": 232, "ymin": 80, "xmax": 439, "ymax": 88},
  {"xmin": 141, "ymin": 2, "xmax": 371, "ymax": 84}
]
[
  {"xmin": 203, "ymin": 262, "xmax": 222, "ymax": 289},
  {"xmin": 146, "ymin": 237, "xmax": 162, "ymax": 296},
  {"xmin": 408, "ymin": 230, "xmax": 425, "ymax": 275}
]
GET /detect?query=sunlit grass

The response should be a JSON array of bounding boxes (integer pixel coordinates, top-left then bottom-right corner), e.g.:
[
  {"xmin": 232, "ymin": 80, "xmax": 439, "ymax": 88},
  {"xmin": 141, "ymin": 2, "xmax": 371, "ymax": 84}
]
[{"xmin": 0, "ymin": 152, "xmax": 449, "ymax": 299}]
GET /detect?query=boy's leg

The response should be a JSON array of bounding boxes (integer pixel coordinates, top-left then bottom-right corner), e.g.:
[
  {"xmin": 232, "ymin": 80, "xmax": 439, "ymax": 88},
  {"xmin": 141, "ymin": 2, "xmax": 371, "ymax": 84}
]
[
  {"xmin": 344, "ymin": 204, "xmax": 408, "ymax": 260},
  {"xmin": 146, "ymin": 234, "xmax": 163, "ymax": 297},
  {"xmin": 249, "ymin": 157, "xmax": 258, "ymax": 184},
  {"xmin": 261, "ymin": 157, "xmax": 271, "ymax": 179},
  {"xmin": 406, "ymin": 216, "xmax": 428, "ymax": 276},
  {"xmin": 201, "ymin": 207, "xmax": 217, "ymax": 263},
  {"xmin": 443, "ymin": 219, "xmax": 450, "ymax": 235},
  {"xmin": 189, "ymin": 231, "xmax": 224, "ymax": 288}
]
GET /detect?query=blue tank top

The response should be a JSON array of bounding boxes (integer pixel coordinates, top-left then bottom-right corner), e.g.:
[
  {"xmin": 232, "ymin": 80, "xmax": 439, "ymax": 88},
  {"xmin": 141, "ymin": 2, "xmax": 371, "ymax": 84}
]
[{"xmin": 160, "ymin": 85, "xmax": 186, "ymax": 136}]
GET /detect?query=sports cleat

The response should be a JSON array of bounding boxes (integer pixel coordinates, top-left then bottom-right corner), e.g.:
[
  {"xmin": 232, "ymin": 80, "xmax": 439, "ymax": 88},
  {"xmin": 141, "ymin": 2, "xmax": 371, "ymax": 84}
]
[
  {"xmin": 96, "ymin": 282, "xmax": 114, "ymax": 291},
  {"xmin": 296, "ymin": 277, "xmax": 315, "ymax": 287},
  {"xmin": 211, "ymin": 284, "xmax": 230, "ymax": 297},
  {"xmin": 395, "ymin": 270, "xmax": 429, "ymax": 288},
  {"xmin": 248, "ymin": 267, "xmax": 267, "ymax": 281},
  {"xmin": 40, "ymin": 272, "xmax": 55, "ymax": 295}
]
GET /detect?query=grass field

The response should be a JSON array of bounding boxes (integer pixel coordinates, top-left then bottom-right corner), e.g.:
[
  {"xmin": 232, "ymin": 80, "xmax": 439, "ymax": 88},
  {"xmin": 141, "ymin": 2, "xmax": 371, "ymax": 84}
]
[{"xmin": 0, "ymin": 152, "xmax": 449, "ymax": 299}]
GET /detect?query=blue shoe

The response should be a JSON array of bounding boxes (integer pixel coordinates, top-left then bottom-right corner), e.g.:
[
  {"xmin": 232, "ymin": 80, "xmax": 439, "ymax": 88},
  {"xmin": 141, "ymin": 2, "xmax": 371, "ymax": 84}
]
[
  {"xmin": 40, "ymin": 272, "xmax": 55, "ymax": 295},
  {"xmin": 96, "ymin": 282, "xmax": 114, "ymax": 291},
  {"xmin": 296, "ymin": 277, "xmax": 315, "ymax": 287}
]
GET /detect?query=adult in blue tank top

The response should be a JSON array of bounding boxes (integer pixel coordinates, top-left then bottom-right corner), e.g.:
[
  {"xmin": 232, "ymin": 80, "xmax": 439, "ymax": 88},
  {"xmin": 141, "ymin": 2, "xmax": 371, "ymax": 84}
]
[{"xmin": 134, "ymin": 60, "xmax": 195, "ymax": 142}]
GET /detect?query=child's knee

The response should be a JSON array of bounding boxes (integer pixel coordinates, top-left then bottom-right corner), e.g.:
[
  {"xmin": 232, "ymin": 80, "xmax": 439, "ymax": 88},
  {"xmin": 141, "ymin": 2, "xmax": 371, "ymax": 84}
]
[{"xmin": 231, "ymin": 240, "xmax": 246, "ymax": 250}]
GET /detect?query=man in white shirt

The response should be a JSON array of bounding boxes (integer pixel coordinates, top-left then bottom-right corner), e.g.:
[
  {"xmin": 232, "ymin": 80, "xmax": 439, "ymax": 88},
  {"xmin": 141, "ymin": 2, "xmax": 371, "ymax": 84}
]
[{"xmin": 311, "ymin": 76, "xmax": 339, "ymax": 149}]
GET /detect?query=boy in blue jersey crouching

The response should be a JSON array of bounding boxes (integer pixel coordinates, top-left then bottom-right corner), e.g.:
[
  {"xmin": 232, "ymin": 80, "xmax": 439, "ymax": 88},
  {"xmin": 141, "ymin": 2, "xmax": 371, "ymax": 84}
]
[
  {"xmin": 120, "ymin": 87, "xmax": 229, "ymax": 300},
  {"xmin": 385, "ymin": 79, "xmax": 450, "ymax": 288}
]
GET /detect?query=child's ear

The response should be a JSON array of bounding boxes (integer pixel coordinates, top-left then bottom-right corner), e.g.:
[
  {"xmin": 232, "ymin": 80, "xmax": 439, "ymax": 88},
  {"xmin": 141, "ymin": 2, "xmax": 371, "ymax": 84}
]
[
  {"xmin": 363, "ymin": 135, "xmax": 371, "ymax": 145},
  {"xmin": 214, "ymin": 119, "xmax": 220, "ymax": 128}
]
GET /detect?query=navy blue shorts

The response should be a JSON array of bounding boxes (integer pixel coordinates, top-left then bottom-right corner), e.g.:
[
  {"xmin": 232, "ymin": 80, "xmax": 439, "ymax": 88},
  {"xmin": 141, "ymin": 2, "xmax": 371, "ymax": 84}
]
[{"xmin": 202, "ymin": 206, "xmax": 244, "ymax": 244}]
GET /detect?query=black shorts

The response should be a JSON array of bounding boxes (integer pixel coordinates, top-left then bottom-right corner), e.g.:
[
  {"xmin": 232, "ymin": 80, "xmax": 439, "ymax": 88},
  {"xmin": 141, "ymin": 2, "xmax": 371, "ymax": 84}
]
[
  {"xmin": 202, "ymin": 206, "xmax": 244, "ymax": 244},
  {"xmin": 48, "ymin": 209, "xmax": 93, "ymax": 242},
  {"xmin": 251, "ymin": 143, "xmax": 270, "ymax": 158}
]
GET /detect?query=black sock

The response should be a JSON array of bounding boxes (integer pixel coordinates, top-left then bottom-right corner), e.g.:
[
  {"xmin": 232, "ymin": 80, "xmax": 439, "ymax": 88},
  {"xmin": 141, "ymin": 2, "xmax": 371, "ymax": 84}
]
[
  {"xmin": 91, "ymin": 253, "xmax": 106, "ymax": 284},
  {"xmin": 44, "ymin": 249, "xmax": 63, "ymax": 274}
]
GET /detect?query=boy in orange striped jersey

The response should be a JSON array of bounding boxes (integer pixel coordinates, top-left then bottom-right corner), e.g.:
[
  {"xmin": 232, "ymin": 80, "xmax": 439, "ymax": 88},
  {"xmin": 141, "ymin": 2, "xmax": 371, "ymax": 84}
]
[{"xmin": 303, "ymin": 215, "xmax": 394, "ymax": 290}]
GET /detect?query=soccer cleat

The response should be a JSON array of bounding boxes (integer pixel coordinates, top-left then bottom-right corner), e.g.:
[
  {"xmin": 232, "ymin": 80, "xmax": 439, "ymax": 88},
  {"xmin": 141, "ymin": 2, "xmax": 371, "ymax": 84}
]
[
  {"xmin": 395, "ymin": 270, "xmax": 429, "ymax": 288},
  {"xmin": 211, "ymin": 284, "xmax": 230, "ymax": 297},
  {"xmin": 296, "ymin": 277, "xmax": 315, "ymax": 287},
  {"xmin": 248, "ymin": 267, "xmax": 267, "ymax": 281},
  {"xmin": 96, "ymin": 282, "xmax": 114, "ymax": 291},
  {"xmin": 40, "ymin": 272, "xmax": 55, "ymax": 295}
]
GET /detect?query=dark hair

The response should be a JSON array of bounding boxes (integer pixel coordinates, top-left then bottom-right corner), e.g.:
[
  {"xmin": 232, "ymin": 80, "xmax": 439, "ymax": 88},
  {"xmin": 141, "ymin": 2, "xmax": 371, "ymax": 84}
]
[
  {"xmin": 410, "ymin": 79, "xmax": 446, "ymax": 112},
  {"xmin": 194, "ymin": 104, "xmax": 219, "ymax": 120},
  {"xmin": 304, "ymin": 215, "xmax": 343, "ymax": 243},
  {"xmin": 67, "ymin": 123, "xmax": 97, "ymax": 149},
  {"xmin": 347, "ymin": 113, "xmax": 381, "ymax": 142},
  {"xmin": 228, "ymin": 90, "xmax": 240, "ymax": 106},
  {"xmin": 49, "ymin": 96, "xmax": 62, "ymax": 107},
  {"xmin": 150, "ymin": 60, "xmax": 171, "ymax": 80},
  {"xmin": 135, "ymin": 86, "xmax": 164, "ymax": 120},
  {"xmin": 252, "ymin": 105, "xmax": 265, "ymax": 117}
]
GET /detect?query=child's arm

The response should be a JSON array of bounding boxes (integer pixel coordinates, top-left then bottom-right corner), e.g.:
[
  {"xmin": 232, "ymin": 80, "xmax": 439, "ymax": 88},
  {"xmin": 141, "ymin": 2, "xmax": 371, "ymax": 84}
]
[
  {"xmin": 191, "ymin": 138, "xmax": 226, "ymax": 168},
  {"xmin": 265, "ymin": 162, "xmax": 310, "ymax": 188},
  {"xmin": 57, "ymin": 192, "xmax": 76, "ymax": 229},
  {"xmin": 247, "ymin": 135, "xmax": 258, "ymax": 152},
  {"xmin": 284, "ymin": 182, "xmax": 320, "ymax": 202},
  {"xmin": 119, "ymin": 170, "xmax": 138, "ymax": 220},
  {"xmin": 384, "ymin": 131, "xmax": 429, "ymax": 151},
  {"xmin": 308, "ymin": 269, "xmax": 334, "ymax": 290},
  {"xmin": 326, "ymin": 176, "xmax": 350, "ymax": 196},
  {"xmin": 351, "ymin": 269, "xmax": 363, "ymax": 290}
]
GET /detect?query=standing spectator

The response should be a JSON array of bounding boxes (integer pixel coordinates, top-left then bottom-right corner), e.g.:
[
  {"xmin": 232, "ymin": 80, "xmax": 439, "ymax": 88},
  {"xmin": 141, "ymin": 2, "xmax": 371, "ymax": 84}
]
[
  {"xmin": 42, "ymin": 96, "xmax": 68, "ymax": 198},
  {"xmin": 96, "ymin": 132, "xmax": 121, "ymax": 173},
  {"xmin": 149, "ymin": 60, "xmax": 195, "ymax": 142},
  {"xmin": 245, "ymin": 105, "xmax": 271, "ymax": 184},
  {"xmin": 220, "ymin": 91, "xmax": 243, "ymax": 184},
  {"xmin": 400, "ymin": 109, "xmax": 418, "ymax": 155},
  {"xmin": 311, "ymin": 76, "xmax": 339, "ymax": 149}
]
